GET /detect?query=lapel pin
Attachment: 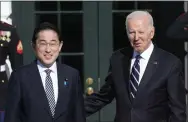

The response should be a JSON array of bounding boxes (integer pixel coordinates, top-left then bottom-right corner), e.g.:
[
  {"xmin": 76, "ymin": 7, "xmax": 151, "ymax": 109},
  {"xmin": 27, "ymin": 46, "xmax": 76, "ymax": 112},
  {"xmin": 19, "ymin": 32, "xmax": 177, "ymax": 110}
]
[
  {"xmin": 64, "ymin": 78, "xmax": 68, "ymax": 86},
  {"xmin": 153, "ymin": 61, "xmax": 158, "ymax": 64}
]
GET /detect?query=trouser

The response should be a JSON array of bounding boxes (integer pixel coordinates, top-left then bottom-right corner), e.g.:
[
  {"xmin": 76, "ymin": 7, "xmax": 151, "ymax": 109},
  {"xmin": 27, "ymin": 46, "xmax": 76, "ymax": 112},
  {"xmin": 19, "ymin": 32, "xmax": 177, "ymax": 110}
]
[
  {"xmin": 0, "ymin": 71, "xmax": 8, "ymax": 111},
  {"xmin": 0, "ymin": 71, "xmax": 8, "ymax": 122},
  {"xmin": 0, "ymin": 111, "xmax": 4, "ymax": 122}
]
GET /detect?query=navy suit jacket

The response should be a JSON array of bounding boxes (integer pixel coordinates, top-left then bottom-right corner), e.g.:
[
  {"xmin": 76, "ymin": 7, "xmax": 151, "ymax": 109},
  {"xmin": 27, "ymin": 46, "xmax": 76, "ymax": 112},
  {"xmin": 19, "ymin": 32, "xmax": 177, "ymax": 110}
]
[
  {"xmin": 5, "ymin": 61, "xmax": 85, "ymax": 122},
  {"xmin": 85, "ymin": 46, "xmax": 186, "ymax": 122}
]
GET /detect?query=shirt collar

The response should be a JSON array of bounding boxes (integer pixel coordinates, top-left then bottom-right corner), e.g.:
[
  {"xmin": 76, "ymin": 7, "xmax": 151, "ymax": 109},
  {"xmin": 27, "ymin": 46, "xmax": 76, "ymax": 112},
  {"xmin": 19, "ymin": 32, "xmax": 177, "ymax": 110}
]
[
  {"xmin": 37, "ymin": 60, "xmax": 57, "ymax": 74},
  {"xmin": 133, "ymin": 42, "xmax": 154, "ymax": 60}
]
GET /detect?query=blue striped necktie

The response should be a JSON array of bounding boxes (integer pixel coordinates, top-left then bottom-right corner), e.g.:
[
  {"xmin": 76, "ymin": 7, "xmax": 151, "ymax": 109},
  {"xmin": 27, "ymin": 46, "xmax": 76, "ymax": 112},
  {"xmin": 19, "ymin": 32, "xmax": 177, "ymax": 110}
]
[{"xmin": 130, "ymin": 55, "xmax": 141, "ymax": 99}]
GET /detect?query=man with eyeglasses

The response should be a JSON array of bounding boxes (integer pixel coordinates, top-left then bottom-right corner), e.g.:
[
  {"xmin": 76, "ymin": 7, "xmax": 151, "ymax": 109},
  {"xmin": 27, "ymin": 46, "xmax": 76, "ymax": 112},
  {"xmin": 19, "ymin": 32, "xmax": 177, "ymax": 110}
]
[{"xmin": 4, "ymin": 22, "xmax": 86, "ymax": 122}]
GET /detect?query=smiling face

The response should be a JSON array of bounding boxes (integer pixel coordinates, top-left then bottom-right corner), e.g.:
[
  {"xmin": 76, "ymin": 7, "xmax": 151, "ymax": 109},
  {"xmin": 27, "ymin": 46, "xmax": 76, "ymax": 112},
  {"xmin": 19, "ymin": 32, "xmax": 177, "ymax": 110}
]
[
  {"xmin": 33, "ymin": 29, "xmax": 63, "ymax": 67},
  {"xmin": 127, "ymin": 15, "xmax": 155, "ymax": 53}
]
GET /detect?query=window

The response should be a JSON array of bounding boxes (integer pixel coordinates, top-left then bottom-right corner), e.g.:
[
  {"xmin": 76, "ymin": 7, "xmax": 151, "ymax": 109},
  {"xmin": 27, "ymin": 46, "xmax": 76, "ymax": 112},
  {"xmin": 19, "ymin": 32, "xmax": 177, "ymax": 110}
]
[{"xmin": 1, "ymin": 2, "xmax": 12, "ymax": 24}]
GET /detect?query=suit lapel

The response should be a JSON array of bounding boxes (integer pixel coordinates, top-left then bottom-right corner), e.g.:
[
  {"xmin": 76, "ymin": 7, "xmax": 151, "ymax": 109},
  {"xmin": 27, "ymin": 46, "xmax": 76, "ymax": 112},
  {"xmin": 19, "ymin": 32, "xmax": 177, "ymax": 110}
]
[
  {"xmin": 28, "ymin": 61, "xmax": 52, "ymax": 116},
  {"xmin": 120, "ymin": 47, "xmax": 133, "ymax": 106},
  {"xmin": 54, "ymin": 63, "xmax": 70, "ymax": 119},
  {"xmin": 135, "ymin": 47, "xmax": 159, "ymax": 100}
]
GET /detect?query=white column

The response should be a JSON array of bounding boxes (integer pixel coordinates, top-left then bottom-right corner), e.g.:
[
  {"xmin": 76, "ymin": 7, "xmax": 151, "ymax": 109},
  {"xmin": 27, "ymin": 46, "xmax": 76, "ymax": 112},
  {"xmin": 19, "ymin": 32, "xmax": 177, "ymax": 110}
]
[{"xmin": 1, "ymin": 1, "xmax": 12, "ymax": 24}]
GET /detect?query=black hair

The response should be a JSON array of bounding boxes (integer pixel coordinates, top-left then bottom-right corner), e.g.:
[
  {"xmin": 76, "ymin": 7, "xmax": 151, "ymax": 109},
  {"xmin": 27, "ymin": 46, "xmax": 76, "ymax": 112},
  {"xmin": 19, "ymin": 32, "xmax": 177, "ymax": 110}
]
[{"xmin": 32, "ymin": 22, "xmax": 62, "ymax": 44}]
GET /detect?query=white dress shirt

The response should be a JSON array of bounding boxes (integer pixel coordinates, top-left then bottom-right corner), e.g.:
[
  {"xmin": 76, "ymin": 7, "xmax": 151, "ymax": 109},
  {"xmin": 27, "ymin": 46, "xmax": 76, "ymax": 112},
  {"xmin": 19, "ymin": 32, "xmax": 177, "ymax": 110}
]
[
  {"xmin": 37, "ymin": 60, "xmax": 58, "ymax": 104},
  {"xmin": 130, "ymin": 42, "xmax": 154, "ymax": 84}
]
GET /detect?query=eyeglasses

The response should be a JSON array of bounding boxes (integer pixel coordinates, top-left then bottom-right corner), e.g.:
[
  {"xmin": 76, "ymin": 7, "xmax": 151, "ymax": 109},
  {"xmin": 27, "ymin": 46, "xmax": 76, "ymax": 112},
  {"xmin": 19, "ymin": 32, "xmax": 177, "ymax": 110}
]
[{"xmin": 37, "ymin": 42, "xmax": 60, "ymax": 49}]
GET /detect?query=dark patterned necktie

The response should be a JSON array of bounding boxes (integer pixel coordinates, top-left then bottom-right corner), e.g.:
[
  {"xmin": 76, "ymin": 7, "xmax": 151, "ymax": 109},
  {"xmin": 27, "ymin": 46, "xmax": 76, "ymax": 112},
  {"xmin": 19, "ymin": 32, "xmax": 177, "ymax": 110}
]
[
  {"xmin": 45, "ymin": 69, "xmax": 56, "ymax": 117},
  {"xmin": 130, "ymin": 55, "xmax": 141, "ymax": 99}
]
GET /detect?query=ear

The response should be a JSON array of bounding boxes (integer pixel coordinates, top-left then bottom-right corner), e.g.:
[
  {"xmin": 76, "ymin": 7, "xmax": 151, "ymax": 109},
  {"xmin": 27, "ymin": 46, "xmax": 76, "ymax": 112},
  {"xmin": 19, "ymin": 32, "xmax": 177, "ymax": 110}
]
[
  {"xmin": 150, "ymin": 26, "xmax": 155, "ymax": 39},
  {"xmin": 31, "ymin": 41, "xmax": 34, "ymax": 48},
  {"xmin": 31, "ymin": 42, "xmax": 37, "ymax": 53},
  {"xmin": 58, "ymin": 41, "xmax": 63, "ymax": 52}
]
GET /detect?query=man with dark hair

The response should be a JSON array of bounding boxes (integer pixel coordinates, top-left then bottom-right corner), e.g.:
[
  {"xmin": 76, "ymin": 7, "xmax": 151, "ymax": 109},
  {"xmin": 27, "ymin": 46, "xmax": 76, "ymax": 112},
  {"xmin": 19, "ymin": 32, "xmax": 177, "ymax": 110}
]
[
  {"xmin": 4, "ymin": 22, "xmax": 85, "ymax": 122},
  {"xmin": 85, "ymin": 11, "xmax": 186, "ymax": 122}
]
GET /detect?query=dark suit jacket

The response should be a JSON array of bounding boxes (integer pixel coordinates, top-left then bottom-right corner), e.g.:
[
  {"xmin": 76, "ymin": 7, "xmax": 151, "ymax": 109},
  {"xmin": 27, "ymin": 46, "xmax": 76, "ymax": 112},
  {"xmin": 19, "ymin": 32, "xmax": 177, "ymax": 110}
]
[
  {"xmin": 85, "ymin": 46, "xmax": 186, "ymax": 122},
  {"xmin": 4, "ymin": 61, "xmax": 85, "ymax": 122}
]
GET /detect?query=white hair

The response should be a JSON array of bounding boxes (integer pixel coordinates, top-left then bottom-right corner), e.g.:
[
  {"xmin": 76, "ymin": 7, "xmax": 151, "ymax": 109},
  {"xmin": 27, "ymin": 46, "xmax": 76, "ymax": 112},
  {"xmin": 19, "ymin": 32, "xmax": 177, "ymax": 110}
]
[{"xmin": 125, "ymin": 11, "xmax": 154, "ymax": 31}]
